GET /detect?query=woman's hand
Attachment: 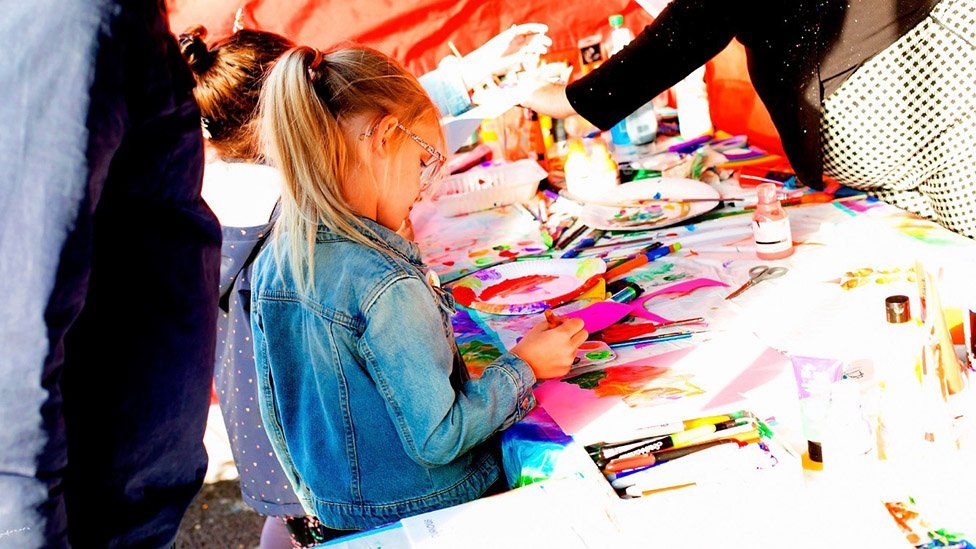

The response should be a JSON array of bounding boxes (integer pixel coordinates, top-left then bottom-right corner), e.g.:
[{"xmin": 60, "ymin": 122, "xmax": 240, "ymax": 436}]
[
  {"xmin": 517, "ymin": 81, "xmax": 578, "ymax": 120},
  {"xmin": 512, "ymin": 318, "xmax": 588, "ymax": 379},
  {"xmin": 460, "ymin": 23, "xmax": 552, "ymax": 88}
]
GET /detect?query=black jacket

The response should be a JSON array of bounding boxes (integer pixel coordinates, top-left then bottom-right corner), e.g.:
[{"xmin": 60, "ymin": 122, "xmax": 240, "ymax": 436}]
[{"xmin": 566, "ymin": 0, "xmax": 938, "ymax": 188}]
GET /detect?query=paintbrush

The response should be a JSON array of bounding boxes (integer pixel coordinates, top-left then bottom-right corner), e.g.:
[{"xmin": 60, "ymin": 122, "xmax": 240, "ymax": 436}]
[{"xmin": 544, "ymin": 309, "xmax": 563, "ymax": 329}]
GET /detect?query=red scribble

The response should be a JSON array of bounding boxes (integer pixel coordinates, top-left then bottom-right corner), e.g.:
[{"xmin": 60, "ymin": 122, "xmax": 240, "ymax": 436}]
[{"xmin": 479, "ymin": 274, "xmax": 559, "ymax": 302}]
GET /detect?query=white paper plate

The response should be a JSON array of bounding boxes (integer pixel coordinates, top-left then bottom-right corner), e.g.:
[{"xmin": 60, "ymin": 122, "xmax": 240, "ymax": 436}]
[{"xmin": 576, "ymin": 178, "xmax": 721, "ymax": 231}]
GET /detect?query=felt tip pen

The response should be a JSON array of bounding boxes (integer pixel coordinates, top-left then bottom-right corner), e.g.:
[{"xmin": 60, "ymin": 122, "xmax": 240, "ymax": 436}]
[
  {"xmin": 554, "ymin": 223, "xmax": 588, "ymax": 250},
  {"xmin": 608, "ymin": 283, "xmax": 644, "ymax": 304},
  {"xmin": 607, "ymin": 438, "xmax": 744, "ymax": 476},
  {"xmin": 588, "ymin": 411, "xmax": 753, "ymax": 452},
  {"xmin": 607, "ymin": 331, "xmax": 693, "ymax": 348},
  {"xmin": 605, "ymin": 243, "xmax": 681, "ymax": 281},
  {"xmin": 620, "ymin": 420, "xmax": 745, "ymax": 461},
  {"xmin": 612, "ymin": 444, "xmax": 742, "ymax": 490},
  {"xmin": 561, "ymin": 229, "xmax": 607, "ymax": 258},
  {"xmin": 600, "ymin": 424, "xmax": 719, "ymax": 463}
]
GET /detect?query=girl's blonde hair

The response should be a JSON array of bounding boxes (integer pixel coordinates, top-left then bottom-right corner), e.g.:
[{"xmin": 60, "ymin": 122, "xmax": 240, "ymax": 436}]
[{"xmin": 259, "ymin": 46, "xmax": 439, "ymax": 293}]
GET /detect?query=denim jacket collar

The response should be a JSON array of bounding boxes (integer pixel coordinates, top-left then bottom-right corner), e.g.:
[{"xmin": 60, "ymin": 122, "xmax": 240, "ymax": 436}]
[{"xmin": 316, "ymin": 217, "xmax": 424, "ymax": 270}]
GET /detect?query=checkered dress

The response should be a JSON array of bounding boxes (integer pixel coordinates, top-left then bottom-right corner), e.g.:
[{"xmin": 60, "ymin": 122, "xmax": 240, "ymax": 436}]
[{"xmin": 821, "ymin": 0, "xmax": 976, "ymax": 238}]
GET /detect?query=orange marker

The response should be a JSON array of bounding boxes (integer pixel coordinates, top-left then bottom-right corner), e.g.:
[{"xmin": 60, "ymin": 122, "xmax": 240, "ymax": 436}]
[{"xmin": 605, "ymin": 453, "xmax": 656, "ymax": 473}]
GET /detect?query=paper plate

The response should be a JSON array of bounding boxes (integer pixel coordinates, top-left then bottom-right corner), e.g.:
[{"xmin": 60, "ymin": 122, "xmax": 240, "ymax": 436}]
[
  {"xmin": 451, "ymin": 258, "xmax": 606, "ymax": 315},
  {"xmin": 576, "ymin": 178, "xmax": 721, "ymax": 231}
]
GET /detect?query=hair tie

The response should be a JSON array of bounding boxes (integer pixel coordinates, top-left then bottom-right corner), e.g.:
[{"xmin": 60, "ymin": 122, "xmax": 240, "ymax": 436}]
[{"xmin": 307, "ymin": 50, "xmax": 326, "ymax": 82}]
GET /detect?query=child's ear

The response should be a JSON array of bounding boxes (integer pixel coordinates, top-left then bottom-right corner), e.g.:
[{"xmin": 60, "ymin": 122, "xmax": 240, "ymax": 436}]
[{"xmin": 370, "ymin": 115, "xmax": 399, "ymax": 159}]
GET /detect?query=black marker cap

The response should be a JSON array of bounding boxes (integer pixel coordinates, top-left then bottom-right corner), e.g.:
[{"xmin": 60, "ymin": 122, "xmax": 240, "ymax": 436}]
[
  {"xmin": 885, "ymin": 295, "xmax": 911, "ymax": 324},
  {"xmin": 808, "ymin": 440, "xmax": 823, "ymax": 463}
]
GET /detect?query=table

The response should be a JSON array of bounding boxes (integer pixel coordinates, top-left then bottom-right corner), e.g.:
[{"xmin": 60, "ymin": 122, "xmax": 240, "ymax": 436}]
[{"xmin": 326, "ymin": 193, "xmax": 976, "ymax": 548}]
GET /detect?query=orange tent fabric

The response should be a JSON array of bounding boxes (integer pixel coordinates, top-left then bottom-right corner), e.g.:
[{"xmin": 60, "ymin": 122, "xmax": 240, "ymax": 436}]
[
  {"xmin": 705, "ymin": 40, "xmax": 785, "ymax": 156},
  {"xmin": 167, "ymin": 0, "xmax": 652, "ymax": 76},
  {"xmin": 166, "ymin": 1, "xmax": 783, "ymax": 153}
]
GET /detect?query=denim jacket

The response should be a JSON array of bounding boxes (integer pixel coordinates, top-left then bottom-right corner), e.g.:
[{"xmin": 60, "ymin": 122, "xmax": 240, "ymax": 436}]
[{"xmin": 250, "ymin": 217, "xmax": 537, "ymax": 530}]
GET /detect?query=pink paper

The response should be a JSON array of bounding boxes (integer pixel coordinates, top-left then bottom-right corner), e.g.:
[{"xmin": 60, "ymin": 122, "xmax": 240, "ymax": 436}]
[
  {"xmin": 562, "ymin": 278, "xmax": 727, "ymax": 332},
  {"xmin": 704, "ymin": 346, "xmax": 790, "ymax": 409},
  {"xmin": 562, "ymin": 301, "xmax": 633, "ymax": 333},
  {"xmin": 534, "ymin": 348, "xmax": 695, "ymax": 436}
]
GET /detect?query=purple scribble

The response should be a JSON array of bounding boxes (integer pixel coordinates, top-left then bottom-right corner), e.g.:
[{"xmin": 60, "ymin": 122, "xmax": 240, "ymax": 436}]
[{"xmin": 476, "ymin": 269, "xmax": 504, "ymax": 281}]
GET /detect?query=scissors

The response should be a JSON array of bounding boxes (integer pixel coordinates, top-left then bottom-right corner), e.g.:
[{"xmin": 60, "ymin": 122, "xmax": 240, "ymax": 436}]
[{"xmin": 725, "ymin": 265, "xmax": 788, "ymax": 300}]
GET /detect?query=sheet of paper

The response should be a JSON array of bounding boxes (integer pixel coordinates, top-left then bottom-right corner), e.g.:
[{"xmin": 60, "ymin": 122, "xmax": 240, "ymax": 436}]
[
  {"xmin": 400, "ymin": 475, "xmax": 626, "ymax": 548},
  {"xmin": 534, "ymin": 331, "xmax": 792, "ymax": 445}
]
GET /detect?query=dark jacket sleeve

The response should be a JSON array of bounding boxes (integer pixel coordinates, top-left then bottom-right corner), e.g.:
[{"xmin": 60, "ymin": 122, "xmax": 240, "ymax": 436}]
[{"xmin": 566, "ymin": 0, "xmax": 737, "ymax": 130}]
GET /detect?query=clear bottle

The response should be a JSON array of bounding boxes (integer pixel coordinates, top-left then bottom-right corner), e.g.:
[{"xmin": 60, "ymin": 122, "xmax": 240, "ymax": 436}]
[
  {"xmin": 752, "ymin": 183, "xmax": 793, "ymax": 260},
  {"xmin": 608, "ymin": 14, "xmax": 634, "ymax": 56},
  {"xmin": 674, "ymin": 65, "xmax": 713, "ymax": 139},
  {"xmin": 821, "ymin": 379, "xmax": 874, "ymax": 481},
  {"xmin": 607, "ymin": 15, "xmax": 635, "ymax": 146}
]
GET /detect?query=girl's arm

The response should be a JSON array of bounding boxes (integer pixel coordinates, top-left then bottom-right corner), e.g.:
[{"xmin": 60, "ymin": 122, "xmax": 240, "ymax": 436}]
[{"xmin": 359, "ymin": 275, "xmax": 536, "ymax": 468}]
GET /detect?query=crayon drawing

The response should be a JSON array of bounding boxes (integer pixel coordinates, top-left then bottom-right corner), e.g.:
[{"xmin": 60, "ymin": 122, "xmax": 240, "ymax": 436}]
[
  {"xmin": 413, "ymin": 204, "xmax": 548, "ymax": 282},
  {"xmin": 452, "ymin": 307, "xmax": 505, "ymax": 377},
  {"xmin": 562, "ymin": 365, "xmax": 704, "ymax": 407},
  {"xmin": 828, "ymin": 266, "xmax": 915, "ymax": 290}
]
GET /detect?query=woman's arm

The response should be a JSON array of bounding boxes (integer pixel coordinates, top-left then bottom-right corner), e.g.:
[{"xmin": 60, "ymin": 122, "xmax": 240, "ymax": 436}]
[
  {"xmin": 526, "ymin": 0, "xmax": 738, "ymax": 129},
  {"xmin": 359, "ymin": 275, "xmax": 537, "ymax": 468}
]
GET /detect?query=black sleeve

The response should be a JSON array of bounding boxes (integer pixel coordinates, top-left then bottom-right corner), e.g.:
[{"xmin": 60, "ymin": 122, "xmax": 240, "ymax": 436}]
[{"xmin": 566, "ymin": 0, "xmax": 738, "ymax": 130}]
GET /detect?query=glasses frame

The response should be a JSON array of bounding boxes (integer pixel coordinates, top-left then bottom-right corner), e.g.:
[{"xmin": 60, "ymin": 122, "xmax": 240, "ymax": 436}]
[{"xmin": 361, "ymin": 122, "xmax": 447, "ymax": 195}]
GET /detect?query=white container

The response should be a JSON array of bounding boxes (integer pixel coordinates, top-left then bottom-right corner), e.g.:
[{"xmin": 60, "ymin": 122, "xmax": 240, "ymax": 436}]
[
  {"xmin": 674, "ymin": 66, "xmax": 713, "ymax": 139},
  {"xmin": 432, "ymin": 159, "xmax": 547, "ymax": 217}
]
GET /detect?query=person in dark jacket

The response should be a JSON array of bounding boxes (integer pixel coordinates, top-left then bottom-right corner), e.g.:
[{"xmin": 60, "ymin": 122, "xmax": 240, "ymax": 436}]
[
  {"xmin": 0, "ymin": 1, "xmax": 221, "ymax": 547},
  {"xmin": 524, "ymin": 0, "xmax": 976, "ymax": 238}
]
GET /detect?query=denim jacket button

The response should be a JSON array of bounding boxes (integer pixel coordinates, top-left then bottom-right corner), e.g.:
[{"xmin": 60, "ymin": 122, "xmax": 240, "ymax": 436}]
[{"xmin": 425, "ymin": 269, "xmax": 441, "ymax": 288}]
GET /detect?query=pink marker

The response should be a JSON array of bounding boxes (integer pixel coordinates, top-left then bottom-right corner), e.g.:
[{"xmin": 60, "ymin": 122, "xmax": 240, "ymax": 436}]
[{"xmin": 752, "ymin": 183, "xmax": 793, "ymax": 260}]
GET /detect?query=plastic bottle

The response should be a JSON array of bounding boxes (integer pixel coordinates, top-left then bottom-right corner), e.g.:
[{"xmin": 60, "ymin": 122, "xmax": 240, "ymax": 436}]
[
  {"xmin": 607, "ymin": 15, "xmax": 634, "ymax": 145},
  {"xmin": 608, "ymin": 14, "xmax": 634, "ymax": 56},
  {"xmin": 752, "ymin": 183, "xmax": 793, "ymax": 259},
  {"xmin": 821, "ymin": 379, "xmax": 874, "ymax": 481},
  {"xmin": 625, "ymin": 102, "xmax": 658, "ymax": 145},
  {"xmin": 565, "ymin": 138, "xmax": 619, "ymax": 201},
  {"xmin": 674, "ymin": 66, "xmax": 713, "ymax": 139}
]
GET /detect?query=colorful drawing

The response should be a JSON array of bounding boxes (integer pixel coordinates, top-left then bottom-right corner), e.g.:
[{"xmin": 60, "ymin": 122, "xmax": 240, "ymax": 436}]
[
  {"xmin": 452, "ymin": 307, "xmax": 505, "ymax": 377},
  {"xmin": 883, "ymin": 499, "xmax": 973, "ymax": 548},
  {"xmin": 624, "ymin": 261, "xmax": 691, "ymax": 286},
  {"xmin": 562, "ymin": 365, "xmax": 703, "ymax": 407},
  {"xmin": 413, "ymin": 204, "xmax": 549, "ymax": 282},
  {"xmin": 580, "ymin": 202, "xmax": 692, "ymax": 231},
  {"xmin": 572, "ymin": 341, "xmax": 617, "ymax": 371},
  {"xmin": 451, "ymin": 258, "xmax": 605, "ymax": 315},
  {"xmin": 829, "ymin": 266, "xmax": 915, "ymax": 290},
  {"xmin": 891, "ymin": 217, "xmax": 969, "ymax": 246}
]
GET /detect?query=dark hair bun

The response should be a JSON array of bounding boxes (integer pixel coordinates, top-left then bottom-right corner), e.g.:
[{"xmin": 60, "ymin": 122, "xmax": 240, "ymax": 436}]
[{"xmin": 179, "ymin": 25, "xmax": 214, "ymax": 75}]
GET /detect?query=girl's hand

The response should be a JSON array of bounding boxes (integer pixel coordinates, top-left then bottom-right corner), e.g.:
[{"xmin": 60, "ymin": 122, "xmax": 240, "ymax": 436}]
[{"xmin": 512, "ymin": 318, "xmax": 588, "ymax": 379}]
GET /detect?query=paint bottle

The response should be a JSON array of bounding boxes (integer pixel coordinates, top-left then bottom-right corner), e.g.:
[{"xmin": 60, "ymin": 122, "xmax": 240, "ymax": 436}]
[
  {"xmin": 821, "ymin": 379, "xmax": 874, "ymax": 479},
  {"xmin": 674, "ymin": 65, "xmax": 713, "ymax": 139},
  {"xmin": 752, "ymin": 183, "xmax": 793, "ymax": 259},
  {"xmin": 564, "ymin": 138, "xmax": 619, "ymax": 202},
  {"xmin": 875, "ymin": 295, "xmax": 925, "ymax": 463}
]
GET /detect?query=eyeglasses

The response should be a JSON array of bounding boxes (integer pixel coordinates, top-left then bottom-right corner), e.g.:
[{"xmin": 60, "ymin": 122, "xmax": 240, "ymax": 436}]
[
  {"xmin": 396, "ymin": 123, "xmax": 447, "ymax": 195},
  {"xmin": 361, "ymin": 122, "xmax": 447, "ymax": 196}
]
